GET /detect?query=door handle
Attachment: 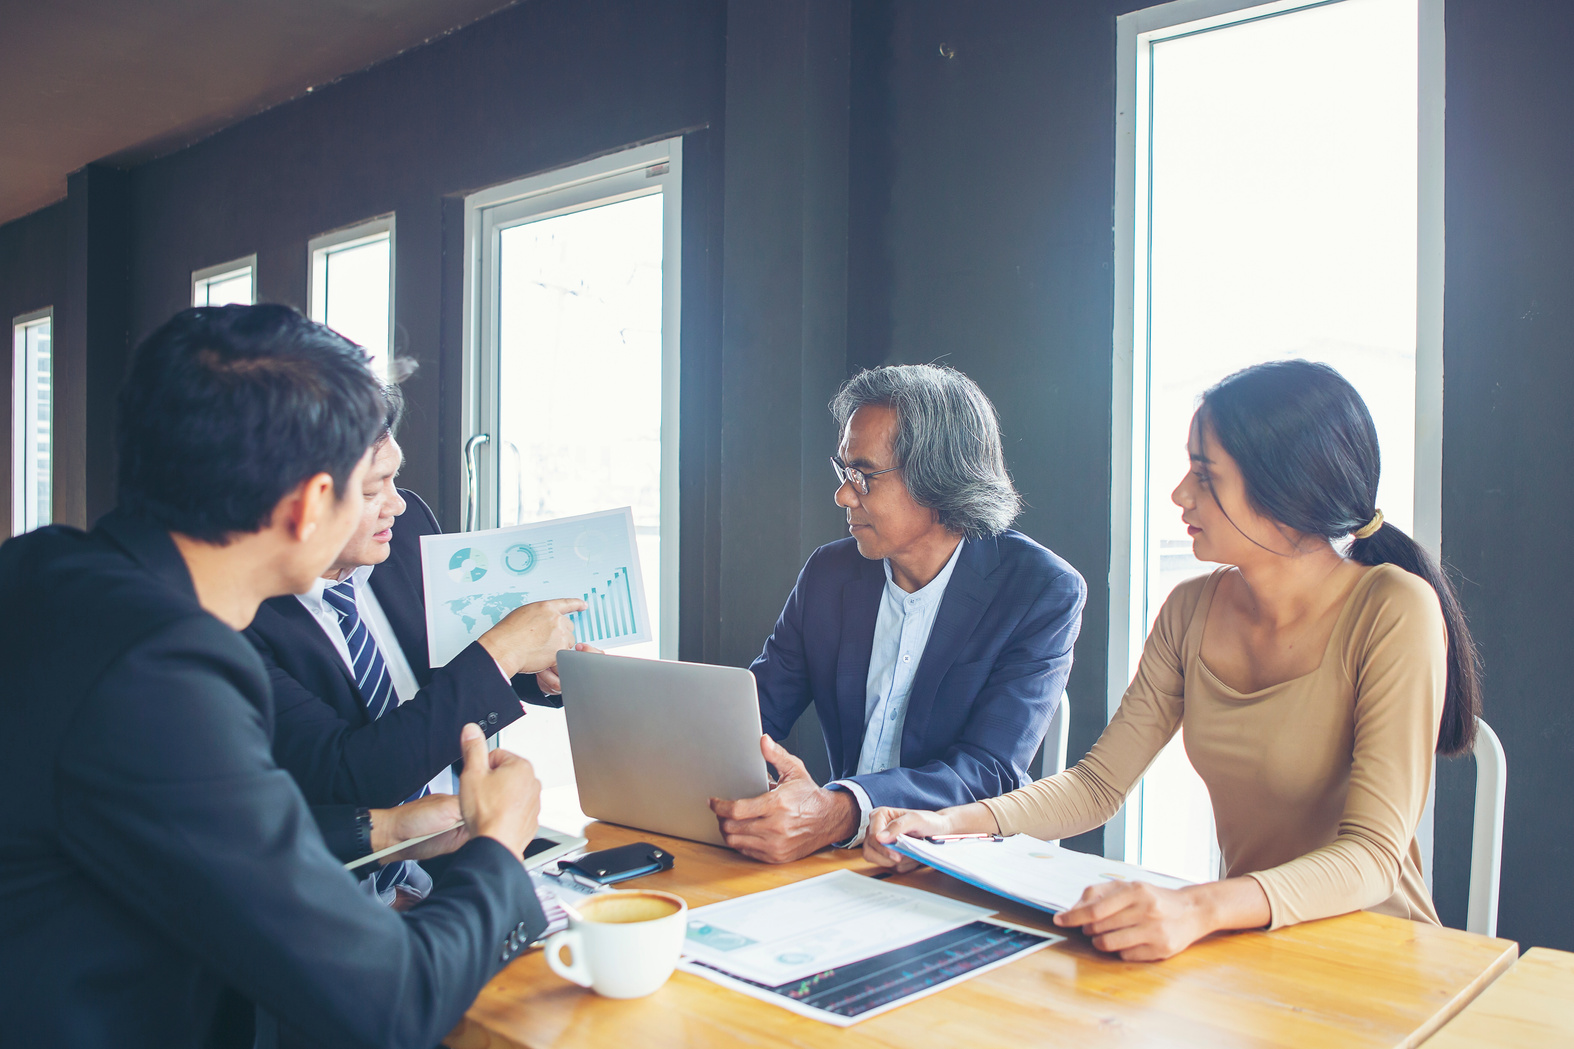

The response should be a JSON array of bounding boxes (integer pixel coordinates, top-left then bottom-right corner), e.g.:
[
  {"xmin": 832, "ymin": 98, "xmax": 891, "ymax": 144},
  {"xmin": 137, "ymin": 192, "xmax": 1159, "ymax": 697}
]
[
  {"xmin": 463, "ymin": 433, "xmax": 490, "ymax": 531},
  {"xmin": 502, "ymin": 439, "xmax": 524, "ymax": 526}
]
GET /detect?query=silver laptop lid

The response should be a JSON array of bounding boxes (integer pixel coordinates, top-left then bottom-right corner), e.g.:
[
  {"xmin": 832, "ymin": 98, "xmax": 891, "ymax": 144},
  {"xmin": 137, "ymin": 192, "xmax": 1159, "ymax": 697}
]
[{"xmin": 557, "ymin": 649, "xmax": 770, "ymax": 847}]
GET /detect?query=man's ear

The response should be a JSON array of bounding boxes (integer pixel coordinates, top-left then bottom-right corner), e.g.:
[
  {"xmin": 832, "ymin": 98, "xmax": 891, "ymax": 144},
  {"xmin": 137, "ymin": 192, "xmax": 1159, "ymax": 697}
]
[{"xmin": 269, "ymin": 473, "xmax": 338, "ymax": 542}]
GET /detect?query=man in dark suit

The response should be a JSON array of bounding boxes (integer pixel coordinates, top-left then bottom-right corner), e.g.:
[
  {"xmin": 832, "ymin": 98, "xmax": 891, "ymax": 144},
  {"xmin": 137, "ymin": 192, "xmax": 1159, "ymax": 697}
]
[
  {"xmin": 245, "ymin": 418, "xmax": 584, "ymax": 907},
  {"xmin": 711, "ymin": 364, "xmax": 1086, "ymax": 864},
  {"xmin": 0, "ymin": 305, "xmax": 547, "ymax": 1049}
]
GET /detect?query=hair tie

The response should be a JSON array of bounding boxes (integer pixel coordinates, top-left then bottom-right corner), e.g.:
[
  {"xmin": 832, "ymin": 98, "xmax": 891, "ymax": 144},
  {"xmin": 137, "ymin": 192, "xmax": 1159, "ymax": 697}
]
[{"xmin": 1352, "ymin": 509, "xmax": 1384, "ymax": 540}]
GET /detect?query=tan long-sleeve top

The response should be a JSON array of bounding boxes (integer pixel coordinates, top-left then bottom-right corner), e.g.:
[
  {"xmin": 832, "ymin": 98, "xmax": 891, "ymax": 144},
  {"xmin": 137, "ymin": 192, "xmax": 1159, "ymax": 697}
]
[{"xmin": 985, "ymin": 564, "xmax": 1445, "ymax": 929}]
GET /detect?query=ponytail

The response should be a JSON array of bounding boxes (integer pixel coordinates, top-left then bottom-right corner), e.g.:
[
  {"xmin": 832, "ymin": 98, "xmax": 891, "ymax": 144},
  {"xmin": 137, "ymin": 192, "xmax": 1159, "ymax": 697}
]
[
  {"xmin": 1201, "ymin": 360, "xmax": 1482, "ymax": 757},
  {"xmin": 1349, "ymin": 523, "xmax": 1481, "ymax": 755}
]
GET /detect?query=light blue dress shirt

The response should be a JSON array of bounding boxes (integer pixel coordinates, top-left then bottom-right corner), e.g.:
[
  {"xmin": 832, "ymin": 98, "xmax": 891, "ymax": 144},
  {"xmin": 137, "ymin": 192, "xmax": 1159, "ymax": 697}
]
[{"xmin": 830, "ymin": 538, "xmax": 965, "ymax": 844}]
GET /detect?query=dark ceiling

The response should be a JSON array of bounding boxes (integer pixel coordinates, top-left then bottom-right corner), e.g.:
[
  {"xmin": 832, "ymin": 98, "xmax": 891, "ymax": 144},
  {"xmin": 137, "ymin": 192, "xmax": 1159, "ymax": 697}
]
[{"xmin": 0, "ymin": 0, "xmax": 522, "ymax": 224}]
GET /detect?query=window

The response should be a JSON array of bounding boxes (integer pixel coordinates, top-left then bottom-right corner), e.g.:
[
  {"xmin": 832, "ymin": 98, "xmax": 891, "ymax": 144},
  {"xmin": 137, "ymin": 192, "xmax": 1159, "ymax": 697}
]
[
  {"xmin": 192, "ymin": 256, "xmax": 256, "ymax": 307},
  {"xmin": 464, "ymin": 140, "xmax": 682, "ymax": 820},
  {"xmin": 309, "ymin": 217, "xmax": 394, "ymax": 378},
  {"xmin": 1111, "ymin": 0, "xmax": 1442, "ymax": 879},
  {"xmin": 11, "ymin": 309, "xmax": 53, "ymax": 535}
]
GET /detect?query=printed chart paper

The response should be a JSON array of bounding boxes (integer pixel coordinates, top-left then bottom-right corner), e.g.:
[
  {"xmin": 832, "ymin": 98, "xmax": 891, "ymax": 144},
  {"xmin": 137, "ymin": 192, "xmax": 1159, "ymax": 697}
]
[
  {"xmin": 681, "ymin": 869, "xmax": 992, "ymax": 987},
  {"xmin": 419, "ymin": 507, "xmax": 651, "ymax": 667},
  {"xmin": 680, "ymin": 918, "xmax": 1060, "ymax": 1027},
  {"xmin": 893, "ymin": 834, "xmax": 1192, "ymax": 915}
]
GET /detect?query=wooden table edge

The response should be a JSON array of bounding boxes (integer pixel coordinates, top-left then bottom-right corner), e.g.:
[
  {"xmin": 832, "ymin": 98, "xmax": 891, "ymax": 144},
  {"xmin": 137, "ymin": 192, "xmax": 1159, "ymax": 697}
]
[{"xmin": 1406, "ymin": 936, "xmax": 1519, "ymax": 1047}]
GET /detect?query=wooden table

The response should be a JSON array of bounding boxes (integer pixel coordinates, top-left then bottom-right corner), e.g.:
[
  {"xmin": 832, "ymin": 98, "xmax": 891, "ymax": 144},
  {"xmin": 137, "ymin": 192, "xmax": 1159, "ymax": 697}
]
[
  {"xmin": 446, "ymin": 823, "xmax": 1517, "ymax": 1049},
  {"xmin": 1422, "ymin": 947, "xmax": 1574, "ymax": 1048}
]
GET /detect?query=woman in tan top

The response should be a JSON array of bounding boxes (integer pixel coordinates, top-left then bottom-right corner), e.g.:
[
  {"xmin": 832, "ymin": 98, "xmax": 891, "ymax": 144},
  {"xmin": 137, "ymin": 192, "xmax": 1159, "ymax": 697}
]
[{"xmin": 865, "ymin": 360, "xmax": 1482, "ymax": 960}]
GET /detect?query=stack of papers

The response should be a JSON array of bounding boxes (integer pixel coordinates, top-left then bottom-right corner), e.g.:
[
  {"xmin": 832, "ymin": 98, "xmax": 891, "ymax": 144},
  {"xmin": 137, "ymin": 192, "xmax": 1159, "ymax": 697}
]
[{"xmin": 892, "ymin": 834, "xmax": 1191, "ymax": 915}]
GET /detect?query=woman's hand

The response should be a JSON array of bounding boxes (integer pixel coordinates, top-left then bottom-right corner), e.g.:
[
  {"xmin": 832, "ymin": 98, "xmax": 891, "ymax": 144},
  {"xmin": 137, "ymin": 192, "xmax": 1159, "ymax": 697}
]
[
  {"xmin": 862, "ymin": 808, "xmax": 953, "ymax": 872},
  {"xmin": 862, "ymin": 801, "xmax": 1000, "ymax": 872},
  {"xmin": 1053, "ymin": 876, "xmax": 1270, "ymax": 961}
]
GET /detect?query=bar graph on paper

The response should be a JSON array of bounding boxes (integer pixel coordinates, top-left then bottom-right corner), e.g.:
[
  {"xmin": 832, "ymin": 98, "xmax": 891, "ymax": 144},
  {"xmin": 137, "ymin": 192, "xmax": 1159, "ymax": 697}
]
[
  {"xmin": 419, "ymin": 506, "xmax": 653, "ymax": 667},
  {"xmin": 569, "ymin": 567, "xmax": 640, "ymax": 643}
]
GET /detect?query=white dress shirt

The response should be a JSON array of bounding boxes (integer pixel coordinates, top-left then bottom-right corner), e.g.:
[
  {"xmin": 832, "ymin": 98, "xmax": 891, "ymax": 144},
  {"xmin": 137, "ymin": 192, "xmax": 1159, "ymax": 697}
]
[
  {"xmin": 830, "ymin": 538, "xmax": 965, "ymax": 845},
  {"xmin": 295, "ymin": 565, "xmax": 454, "ymax": 798}
]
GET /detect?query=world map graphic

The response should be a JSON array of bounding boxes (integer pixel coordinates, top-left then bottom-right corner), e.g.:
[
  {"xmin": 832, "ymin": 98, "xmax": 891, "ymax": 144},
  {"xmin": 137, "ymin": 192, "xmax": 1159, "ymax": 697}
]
[{"xmin": 445, "ymin": 591, "xmax": 529, "ymax": 634}]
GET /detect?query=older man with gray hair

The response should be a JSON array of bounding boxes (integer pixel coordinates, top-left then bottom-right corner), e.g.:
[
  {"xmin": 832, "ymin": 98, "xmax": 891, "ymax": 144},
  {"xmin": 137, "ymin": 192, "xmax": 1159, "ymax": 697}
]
[{"xmin": 710, "ymin": 364, "xmax": 1086, "ymax": 863}]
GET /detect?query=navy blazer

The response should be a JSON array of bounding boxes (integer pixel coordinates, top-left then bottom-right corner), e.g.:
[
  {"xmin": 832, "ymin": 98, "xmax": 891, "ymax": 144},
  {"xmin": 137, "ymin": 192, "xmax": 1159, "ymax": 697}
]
[
  {"xmin": 751, "ymin": 530, "xmax": 1086, "ymax": 812},
  {"xmin": 245, "ymin": 489, "xmax": 555, "ymax": 813},
  {"xmin": 0, "ymin": 510, "xmax": 545, "ymax": 1049}
]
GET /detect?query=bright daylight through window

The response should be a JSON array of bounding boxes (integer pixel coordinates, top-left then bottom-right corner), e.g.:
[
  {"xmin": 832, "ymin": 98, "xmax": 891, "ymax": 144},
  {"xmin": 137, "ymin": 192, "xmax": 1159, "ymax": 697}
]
[
  {"xmin": 1119, "ymin": 0, "xmax": 1430, "ymax": 881},
  {"xmin": 192, "ymin": 259, "xmax": 255, "ymax": 307},
  {"xmin": 11, "ymin": 311, "xmax": 53, "ymax": 535},
  {"xmin": 311, "ymin": 221, "xmax": 393, "ymax": 378}
]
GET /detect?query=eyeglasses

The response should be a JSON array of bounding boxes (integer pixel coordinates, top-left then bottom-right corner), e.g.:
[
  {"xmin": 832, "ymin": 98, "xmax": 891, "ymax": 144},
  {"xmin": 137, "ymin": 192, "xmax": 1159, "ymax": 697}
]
[{"xmin": 830, "ymin": 455, "xmax": 900, "ymax": 496}]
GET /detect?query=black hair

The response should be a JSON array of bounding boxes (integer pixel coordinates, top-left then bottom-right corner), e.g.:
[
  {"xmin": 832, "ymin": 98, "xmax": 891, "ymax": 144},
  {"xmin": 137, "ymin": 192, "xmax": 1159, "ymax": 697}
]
[
  {"xmin": 116, "ymin": 304, "xmax": 389, "ymax": 544},
  {"xmin": 1199, "ymin": 360, "xmax": 1481, "ymax": 756}
]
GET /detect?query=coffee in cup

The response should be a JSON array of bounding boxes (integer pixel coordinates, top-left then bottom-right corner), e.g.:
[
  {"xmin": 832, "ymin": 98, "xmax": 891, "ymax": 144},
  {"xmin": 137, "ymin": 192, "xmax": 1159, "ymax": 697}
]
[{"xmin": 544, "ymin": 890, "xmax": 687, "ymax": 998}]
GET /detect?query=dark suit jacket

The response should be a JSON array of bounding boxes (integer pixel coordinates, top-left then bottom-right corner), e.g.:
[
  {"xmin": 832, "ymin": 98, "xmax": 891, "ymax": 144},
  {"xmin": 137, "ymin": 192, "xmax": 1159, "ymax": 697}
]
[
  {"xmin": 0, "ymin": 510, "xmax": 545, "ymax": 1049},
  {"xmin": 751, "ymin": 531, "xmax": 1086, "ymax": 812},
  {"xmin": 245, "ymin": 489, "xmax": 554, "ymax": 818}
]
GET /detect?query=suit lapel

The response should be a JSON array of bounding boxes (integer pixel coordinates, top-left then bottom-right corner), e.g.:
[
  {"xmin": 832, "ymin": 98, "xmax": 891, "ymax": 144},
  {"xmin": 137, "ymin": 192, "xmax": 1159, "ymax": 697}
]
[
  {"xmin": 834, "ymin": 558, "xmax": 885, "ymax": 774},
  {"xmin": 269, "ymin": 595, "xmax": 362, "ymax": 698},
  {"xmin": 368, "ymin": 554, "xmax": 432, "ymax": 683},
  {"xmin": 901, "ymin": 536, "xmax": 1002, "ymax": 752}
]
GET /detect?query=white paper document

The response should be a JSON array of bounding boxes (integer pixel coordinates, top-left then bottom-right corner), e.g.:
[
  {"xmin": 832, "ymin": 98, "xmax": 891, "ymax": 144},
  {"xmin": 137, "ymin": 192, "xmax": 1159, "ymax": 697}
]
[
  {"xmin": 419, "ymin": 507, "xmax": 651, "ymax": 667},
  {"xmin": 893, "ymin": 834, "xmax": 1192, "ymax": 915},
  {"xmin": 681, "ymin": 869, "xmax": 993, "ymax": 986}
]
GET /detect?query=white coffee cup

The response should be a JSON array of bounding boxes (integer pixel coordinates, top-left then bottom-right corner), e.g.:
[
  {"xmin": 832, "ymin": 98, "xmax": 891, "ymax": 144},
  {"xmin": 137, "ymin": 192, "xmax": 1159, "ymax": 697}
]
[{"xmin": 544, "ymin": 890, "xmax": 688, "ymax": 998}]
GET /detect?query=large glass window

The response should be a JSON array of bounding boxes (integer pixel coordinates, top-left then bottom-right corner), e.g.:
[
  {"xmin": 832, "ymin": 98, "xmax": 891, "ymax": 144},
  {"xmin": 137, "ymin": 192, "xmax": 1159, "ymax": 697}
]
[
  {"xmin": 310, "ymin": 218, "xmax": 394, "ymax": 378},
  {"xmin": 1113, "ymin": 0, "xmax": 1440, "ymax": 880},
  {"xmin": 11, "ymin": 310, "xmax": 53, "ymax": 535},
  {"xmin": 464, "ymin": 141, "xmax": 682, "ymax": 826},
  {"xmin": 192, "ymin": 256, "xmax": 256, "ymax": 307}
]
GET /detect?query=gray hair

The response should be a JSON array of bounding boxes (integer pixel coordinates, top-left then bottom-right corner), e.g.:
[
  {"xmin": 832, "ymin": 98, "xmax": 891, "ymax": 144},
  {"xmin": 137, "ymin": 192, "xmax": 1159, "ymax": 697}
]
[{"xmin": 830, "ymin": 364, "xmax": 1022, "ymax": 539}]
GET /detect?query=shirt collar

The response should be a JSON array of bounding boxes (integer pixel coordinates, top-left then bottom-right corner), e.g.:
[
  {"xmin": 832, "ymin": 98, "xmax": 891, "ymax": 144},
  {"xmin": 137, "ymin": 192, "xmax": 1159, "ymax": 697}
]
[
  {"xmin": 297, "ymin": 562, "xmax": 375, "ymax": 616},
  {"xmin": 883, "ymin": 536, "xmax": 965, "ymax": 610}
]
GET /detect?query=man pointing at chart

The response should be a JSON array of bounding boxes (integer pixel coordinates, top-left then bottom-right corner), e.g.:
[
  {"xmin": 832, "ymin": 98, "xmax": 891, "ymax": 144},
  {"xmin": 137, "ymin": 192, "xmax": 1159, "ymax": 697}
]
[{"xmin": 245, "ymin": 386, "xmax": 593, "ymax": 906}]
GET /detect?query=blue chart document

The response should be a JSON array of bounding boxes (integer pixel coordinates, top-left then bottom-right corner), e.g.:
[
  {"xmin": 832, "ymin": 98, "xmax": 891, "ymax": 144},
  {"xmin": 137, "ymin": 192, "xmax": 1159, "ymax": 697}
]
[{"xmin": 419, "ymin": 506, "xmax": 652, "ymax": 667}]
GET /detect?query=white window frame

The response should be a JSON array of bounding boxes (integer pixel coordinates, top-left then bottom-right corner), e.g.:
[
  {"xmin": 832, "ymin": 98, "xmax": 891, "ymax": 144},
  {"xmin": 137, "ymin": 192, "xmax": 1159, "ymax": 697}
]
[
  {"xmin": 1108, "ymin": 0, "xmax": 1445, "ymax": 862},
  {"xmin": 191, "ymin": 255, "xmax": 257, "ymax": 307},
  {"xmin": 11, "ymin": 307, "xmax": 53, "ymax": 535},
  {"xmin": 308, "ymin": 214, "xmax": 396, "ymax": 376},
  {"xmin": 461, "ymin": 139, "xmax": 683, "ymax": 658}
]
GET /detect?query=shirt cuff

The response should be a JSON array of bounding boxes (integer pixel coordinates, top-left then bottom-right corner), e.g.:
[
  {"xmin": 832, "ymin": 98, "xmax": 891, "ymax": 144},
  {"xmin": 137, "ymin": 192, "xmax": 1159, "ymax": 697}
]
[{"xmin": 827, "ymin": 780, "xmax": 874, "ymax": 847}]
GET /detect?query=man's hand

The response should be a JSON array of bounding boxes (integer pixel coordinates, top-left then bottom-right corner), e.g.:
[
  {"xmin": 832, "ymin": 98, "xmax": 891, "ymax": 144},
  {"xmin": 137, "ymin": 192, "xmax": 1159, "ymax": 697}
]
[
  {"xmin": 708, "ymin": 735, "xmax": 858, "ymax": 864},
  {"xmin": 535, "ymin": 643, "xmax": 606, "ymax": 697},
  {"xmin": 457, "ymin": 722, "xmax": 541, "ymax": 860},
  {"xmin": 368, "ymin": 793, "xmax": 468, "ymax": 862},
  {"xmin": 478, "ymin": 598, "xmax": 586, "ymax": 677}
]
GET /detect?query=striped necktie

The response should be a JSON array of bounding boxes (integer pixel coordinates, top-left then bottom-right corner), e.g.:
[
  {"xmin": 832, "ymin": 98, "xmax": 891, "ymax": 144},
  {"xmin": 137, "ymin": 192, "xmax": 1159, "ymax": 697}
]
[
  {"xmin": 322, "ymin": 577, "xmax": 397, "ymax": 721},
  {"xmin": 322, "ymin": 576, "xmax": 428, "ymax": 900}
]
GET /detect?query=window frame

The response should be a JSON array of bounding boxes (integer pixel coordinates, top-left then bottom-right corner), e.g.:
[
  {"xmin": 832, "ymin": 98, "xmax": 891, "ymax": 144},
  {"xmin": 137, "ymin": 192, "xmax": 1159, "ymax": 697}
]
[
  {"xmin": 461, "ymin": 138, "xmax": 683, "ymax": 658},
  {"xmin": 308, "ymin": 214, "xmax": 396, "ymax": 378},
  {"xmin": 11, "ymin": 307, "xmax": 53, "ymax": 536},
  {"xmin": 1108, "ymin": 0, "xmax": 1445, "ymax": 862},
  {"xmin": 191, "ymin": 255, "xmax": 258, "ymax": 307}
]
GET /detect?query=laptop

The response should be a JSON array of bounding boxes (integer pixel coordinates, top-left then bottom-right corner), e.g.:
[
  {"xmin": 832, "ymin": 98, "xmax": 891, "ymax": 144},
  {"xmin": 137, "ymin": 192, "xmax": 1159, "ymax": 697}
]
[{"xmin": 555, "ymin": 649, "xmax": 771, "ymax": 847}]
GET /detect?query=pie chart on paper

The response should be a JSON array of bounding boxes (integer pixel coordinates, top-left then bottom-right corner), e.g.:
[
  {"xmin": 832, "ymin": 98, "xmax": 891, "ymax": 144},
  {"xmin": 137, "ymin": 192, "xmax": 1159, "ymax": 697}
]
[{"xmin": 447, "ymin": 547, "xmax": 488, "ymax": 584}]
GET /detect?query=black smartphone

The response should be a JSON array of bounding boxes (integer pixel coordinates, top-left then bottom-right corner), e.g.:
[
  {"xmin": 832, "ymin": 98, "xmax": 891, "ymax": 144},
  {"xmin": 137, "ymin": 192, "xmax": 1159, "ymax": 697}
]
[{"xmin": 558, "ymin": 842, "xmax": 675, "ymax": 885}]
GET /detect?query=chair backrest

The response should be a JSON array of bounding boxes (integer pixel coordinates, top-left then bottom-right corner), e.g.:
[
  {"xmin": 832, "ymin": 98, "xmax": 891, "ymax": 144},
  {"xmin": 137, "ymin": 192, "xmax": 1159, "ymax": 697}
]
[
  {"xmin": 1467, "ymin": 716, "xmax": 1507, "ymax": 938},
  {"xmin": 1043, "ymin": 691, "xmax": 1071, "ymax": 779}
]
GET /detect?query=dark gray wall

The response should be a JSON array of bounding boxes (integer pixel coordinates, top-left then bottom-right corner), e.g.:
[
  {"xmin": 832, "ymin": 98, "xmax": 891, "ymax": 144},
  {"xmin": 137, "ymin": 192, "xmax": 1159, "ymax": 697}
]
[
  {"xmin": 0, "ymin": 201, "xmax": 68, "ymax": 536},
  {"xmin": 1433, "ymin": 0, "xmax": 1574, "ymax": 951}
]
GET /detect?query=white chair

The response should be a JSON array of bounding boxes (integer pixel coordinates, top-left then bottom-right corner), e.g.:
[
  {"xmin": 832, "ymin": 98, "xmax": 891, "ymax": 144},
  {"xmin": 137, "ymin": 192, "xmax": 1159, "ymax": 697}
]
[
  {"xmin": 1041, "ymin": 691, "xmax": 1071, "ymax": 779},
  {"xmin": 1467, "ymin": 716, "xmax": 1507, "ymax": 938}
]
